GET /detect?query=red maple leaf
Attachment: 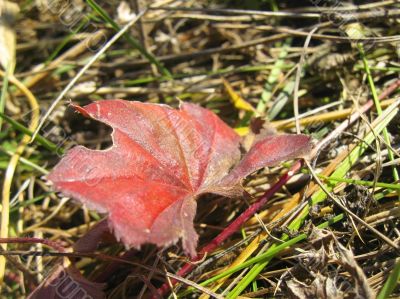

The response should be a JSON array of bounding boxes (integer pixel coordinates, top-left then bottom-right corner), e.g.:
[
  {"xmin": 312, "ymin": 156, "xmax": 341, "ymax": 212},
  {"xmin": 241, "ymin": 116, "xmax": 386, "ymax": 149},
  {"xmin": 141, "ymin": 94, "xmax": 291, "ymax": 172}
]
[{"xmin": 48, "ymin": 100, "xmax": 311, "ymax": 257}]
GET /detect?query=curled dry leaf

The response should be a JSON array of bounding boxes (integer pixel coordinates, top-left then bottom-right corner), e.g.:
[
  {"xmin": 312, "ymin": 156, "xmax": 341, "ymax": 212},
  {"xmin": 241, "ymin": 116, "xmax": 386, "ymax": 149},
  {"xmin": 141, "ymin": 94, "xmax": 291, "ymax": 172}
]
[
  {"xmin": 335, "ymin": 243, "xmax": 375, "ymax": 299},
  {"xmin": 283, "ymin": 228, "xmax": 374, "ymax": 299},
  {"xmin": 286, "ymin": 274, "xmax": 345, "ymax": 299},
  {"xmin": 48, "ymin": 100, "xmax": 311, "ymax": 257}
]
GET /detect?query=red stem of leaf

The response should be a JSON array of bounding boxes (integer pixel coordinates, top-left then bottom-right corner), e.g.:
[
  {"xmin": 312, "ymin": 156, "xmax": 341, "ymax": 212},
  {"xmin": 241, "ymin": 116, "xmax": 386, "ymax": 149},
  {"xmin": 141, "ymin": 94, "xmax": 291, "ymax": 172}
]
[
  {"xmin": 154, "ymin": 78, "xmax": 400, "ymax": 298},
  {"xmin": 200, "ymin": 161, "xmax": 303, "ymax": 256},
  {"xmin": 154, "ymin": 160, "xmax": 303, "ymax": 297}
]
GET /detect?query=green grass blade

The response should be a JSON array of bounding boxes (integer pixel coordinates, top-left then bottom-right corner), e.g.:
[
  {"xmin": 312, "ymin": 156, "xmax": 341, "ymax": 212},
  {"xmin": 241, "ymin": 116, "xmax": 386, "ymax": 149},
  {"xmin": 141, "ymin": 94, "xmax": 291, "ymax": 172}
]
[
  {"xmin": 46, "ymin": 19, "xmax": 88, "ymax": 64},
  {"xmin": 178, "ymin": 214, "xmax": 344, "ymax": 297},
  {"xmin": 10, "ymin": 194, "xmax": 50, "ymax": 213},
  {"xmin": 358, "ymin": 43, "xmax": 399, "ymax": 185},
  {"xmin": 0, "ymin": 111, "xmax": 61, "ymax": 153},
  {"xmin": 268, "ymin": 80, "xmax": 295, "ymax": 120},
  {"xmin": 86, "ymin": 0, "xmax": 171, "ymax": 78},
  {"xmin": 377, "ymin": 259, "xmax": 400, "ymax": 299},
  {"xmin": 226, "ymin": 101, "xmax": 399, "ymax": 297},
  {"xmin": 0, "ymin": 64, "xmax": 11, "ymax": 131},
  {"xmin": 318, "ymin": 175, "xmax": 400, "ymax": 191},
  {"xmin": 0, "ymin": 147, "xmax": 48, "ymax": 174},
  {"xmin": 290, "ymin": 101, "xmax": 399, "ymax": 231},
  {"xmin": 257, "ymin": 37, "xmax": 292, "ymax": 114}
]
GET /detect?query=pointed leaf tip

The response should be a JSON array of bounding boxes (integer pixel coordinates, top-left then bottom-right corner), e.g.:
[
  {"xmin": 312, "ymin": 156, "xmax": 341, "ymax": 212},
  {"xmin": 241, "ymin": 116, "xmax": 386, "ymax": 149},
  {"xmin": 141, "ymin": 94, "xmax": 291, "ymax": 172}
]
[
  {"xmin": 226, "ymin": 134, "xmax": 312, "ymax": 183},
  {"xmin": 48, "ymin": 100, "xmax": 312, "ymax": 256}
]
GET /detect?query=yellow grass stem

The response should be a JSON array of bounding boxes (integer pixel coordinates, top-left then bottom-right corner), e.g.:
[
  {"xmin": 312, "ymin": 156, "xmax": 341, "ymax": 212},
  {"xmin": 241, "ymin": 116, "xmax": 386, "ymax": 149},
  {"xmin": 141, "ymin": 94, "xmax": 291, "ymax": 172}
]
[{"xmin": 0, "ymin": 70, "xmax": 39, "ymax": 289}]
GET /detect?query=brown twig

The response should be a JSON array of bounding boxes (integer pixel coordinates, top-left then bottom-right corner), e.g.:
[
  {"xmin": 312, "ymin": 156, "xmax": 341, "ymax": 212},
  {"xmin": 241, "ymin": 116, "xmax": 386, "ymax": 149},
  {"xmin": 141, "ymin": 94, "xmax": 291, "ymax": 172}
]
[{"xmin": 154, "ymin": 78, "xmax": 400, "ymax": 297}]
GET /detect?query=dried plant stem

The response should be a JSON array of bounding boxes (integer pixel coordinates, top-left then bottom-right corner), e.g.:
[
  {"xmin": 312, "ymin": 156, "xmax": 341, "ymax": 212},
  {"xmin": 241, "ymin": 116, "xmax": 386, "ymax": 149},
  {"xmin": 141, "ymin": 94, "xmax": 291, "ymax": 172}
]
[
  {"xmin": 0, "ymin": 237, "xmax": 66, "ymax": 253},
  {"xmin": 154, "ymin": 78, "xmax": 400, "ymax": 298},
  {"xmin": 30, "ymin": 10, "xmax": 147, "ymax": 143},
  {"xmin": 206, "ymin": 140, "xmax": 359, "ymax": 294},
  {"xmin": 314, "ymin": 79, "xmax": 400, "ymax": 155},
  {"xmin": 272, "ymin": 98, "xmax": 395, "ymax": 129},
  {"xmin": 16, "ymin": 30, "xmax": 107, "ymax": 93},
  {"xmin": 359, "ymin": 44, "xmax": 399, "ymax": 187},
  {"xmin": 304, "ymin": 159, "xmax": 399, "ymax": 250},
  {"xmin": 0, "ymin": 71, "xmax": 39, "ymax": 291},
  {"xmin": 154, "ymin": 160, "xmax": 304, "ymax": 297}
]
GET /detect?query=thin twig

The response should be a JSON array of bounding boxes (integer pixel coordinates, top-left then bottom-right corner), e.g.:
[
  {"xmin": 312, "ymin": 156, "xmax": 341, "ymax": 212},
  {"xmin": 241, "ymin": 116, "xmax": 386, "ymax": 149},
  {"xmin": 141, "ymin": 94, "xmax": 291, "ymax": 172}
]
[
  {"xmin": 154, "ymin": 77, "xmax": 400, "ymax": 298},
  {"xmin": 30, "ymin": 9, "xmax": 147, "ymax": 143}
]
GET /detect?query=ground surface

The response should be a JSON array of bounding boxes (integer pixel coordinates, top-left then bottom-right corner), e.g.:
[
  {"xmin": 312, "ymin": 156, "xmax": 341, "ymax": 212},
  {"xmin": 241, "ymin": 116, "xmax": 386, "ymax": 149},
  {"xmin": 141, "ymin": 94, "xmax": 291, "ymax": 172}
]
[{"xmin": 0, "ymin": 1, "xmax": 400, "ymax": 298}]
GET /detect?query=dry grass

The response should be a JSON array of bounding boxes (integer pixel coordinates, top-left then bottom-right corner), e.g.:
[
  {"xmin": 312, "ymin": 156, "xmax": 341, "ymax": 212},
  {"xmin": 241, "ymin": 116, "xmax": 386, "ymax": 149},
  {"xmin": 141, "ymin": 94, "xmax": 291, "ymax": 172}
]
[{"xmin": 1, "ymin": 0, "xmax": 400, "ymax": 298}]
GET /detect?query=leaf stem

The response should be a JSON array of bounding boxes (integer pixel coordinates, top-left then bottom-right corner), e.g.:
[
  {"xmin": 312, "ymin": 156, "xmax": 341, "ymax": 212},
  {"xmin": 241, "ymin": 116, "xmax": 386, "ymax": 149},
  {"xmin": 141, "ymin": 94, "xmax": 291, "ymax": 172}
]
[
  {"xmin": 154, "ymin": 78, "xmax": 400, "ymax": 298},
  {"xmin": 154, "ymin": 160, "xmax": 304, "ymax": 297}
]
